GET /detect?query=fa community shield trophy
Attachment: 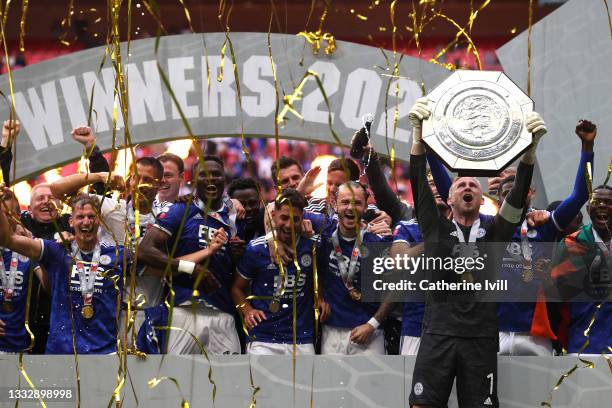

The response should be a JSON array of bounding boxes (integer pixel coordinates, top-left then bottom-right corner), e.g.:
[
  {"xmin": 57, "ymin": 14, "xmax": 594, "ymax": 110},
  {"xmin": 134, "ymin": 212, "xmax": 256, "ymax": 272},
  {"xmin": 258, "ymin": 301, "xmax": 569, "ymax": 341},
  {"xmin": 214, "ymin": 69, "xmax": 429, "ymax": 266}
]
[{"xmin": 421, "ymin": 70, "xmax": 534, "ymax": 176}]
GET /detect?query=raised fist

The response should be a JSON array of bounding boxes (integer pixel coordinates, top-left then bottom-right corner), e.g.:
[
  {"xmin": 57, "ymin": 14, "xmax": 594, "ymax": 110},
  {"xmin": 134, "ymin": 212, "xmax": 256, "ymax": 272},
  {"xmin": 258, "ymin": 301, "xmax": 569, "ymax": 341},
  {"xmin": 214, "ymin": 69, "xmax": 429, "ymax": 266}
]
[
  {"xmin": 350, "ymin": 127, "xmax": 369, "ymax": 159},
  {"xmin": 71, "ymin": 126, "xmax": 96, "ymax": 149},
  {"xmin": 575, "ymin": 120, "xmax": 597, "ymax": 144},
  {"xmin": 1, "ymin": 120, "xmax": 20, "ymax": 148}
]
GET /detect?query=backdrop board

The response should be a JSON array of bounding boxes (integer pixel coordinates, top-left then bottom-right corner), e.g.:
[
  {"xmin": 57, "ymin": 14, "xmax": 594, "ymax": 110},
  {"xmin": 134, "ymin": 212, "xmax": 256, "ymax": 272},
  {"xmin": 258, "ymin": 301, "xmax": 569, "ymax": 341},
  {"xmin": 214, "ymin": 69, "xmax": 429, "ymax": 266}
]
[
  {"xmin": 0, "ymin": 355, "xmax": 609, "ymax": 407},
  {"xmin": 0, "ymin": 32, "xmax": 451, "ymax": 181},
  {"xmin": 497, "ymin": 0, "xmax": 612, "ymax": 202}
]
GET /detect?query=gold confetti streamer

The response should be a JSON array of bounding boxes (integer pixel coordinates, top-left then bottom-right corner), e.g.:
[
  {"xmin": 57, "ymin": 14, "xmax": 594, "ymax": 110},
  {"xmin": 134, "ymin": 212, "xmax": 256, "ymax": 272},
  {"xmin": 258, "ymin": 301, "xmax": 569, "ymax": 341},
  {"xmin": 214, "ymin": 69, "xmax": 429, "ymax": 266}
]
[
  {"xmin": 603, "ymin": 0, "xmax": 612, "ymax": 39},
  {"xmin": 152, "ymin": 325, "xmax": 217, "ymax": 402},
  {"xmin": 586, "ymin": 162, "xmax": 594, "ymax": 204},
  {"xmin": 602, "ymin": 156, "xmax": 612, "ymax": 186},
  {"xmin": 141, "ymin": 0, "xmax": 168, "ymax": 35},
  {"xmin": 267, "ymin": 17, "xmax": 283, "ymax": 198},
  {"xmin": 148, "ymin": 376, "xmax": 190, "ymax": 408},
  {"xmin": 0, "ymin": 5, "xmax": 19, "ymax": 186},
  {"xmin": 296, "ymin": 30, "xmax": 337, "ymax": 55},
  {"xmin": 59, "ymin": 0, "xmax": 76, "ymax": 46},
  {"xmin": 541, "ymin": 303, "xmax": 603, "ymax": 406},
  {"xmin": 247, "ymin": 357, "xmax": 261, "ymax": 408},
  {"xmin": 217, "ymin": 41, "xmax": 227, "ymax": 82},
  {"xmin": 288, "ymin": 201, "xmax": 299, "ymax": 403},
  {"xmin": 18, "ymin": 354, "xmax": 47, "ymax": 408},
  {"xmin": 297, "ymin": 2, "xmax": 336, "ymax": 56},
  {"xmin": 18, "ymin": 0, "xmax": 28, "ymax": 52},
  {"xmin": 309, "ymin": 242, "xmax": 321, "ymax": 408},
  {"xmin": 431, "ymin": 10, "xmax": 483, "ymax": 70},
  {"xmin": 177, "ymin": 0, "xmax": 194, "ymax": 32},
  {"xmin": 276, "ymin": 74, "xmax": 309, "ymax": 125}
]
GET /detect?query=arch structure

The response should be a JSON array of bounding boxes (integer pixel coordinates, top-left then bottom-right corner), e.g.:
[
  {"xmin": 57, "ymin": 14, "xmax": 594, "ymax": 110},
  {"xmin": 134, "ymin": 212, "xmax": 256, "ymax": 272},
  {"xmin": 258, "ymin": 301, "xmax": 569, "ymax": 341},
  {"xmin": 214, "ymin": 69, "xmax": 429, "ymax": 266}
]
[{"xmin": 0, "ymin": 32, "xmax": 450, "ymax": 181}]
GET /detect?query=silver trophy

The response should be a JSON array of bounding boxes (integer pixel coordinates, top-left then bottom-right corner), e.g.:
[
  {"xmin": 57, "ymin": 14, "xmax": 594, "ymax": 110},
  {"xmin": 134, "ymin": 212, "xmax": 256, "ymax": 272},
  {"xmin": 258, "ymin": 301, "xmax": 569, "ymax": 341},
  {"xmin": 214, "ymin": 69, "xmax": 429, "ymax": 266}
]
[{"xmin": 421, "ymin": 70, "xmax": 534, "ymax": 176}]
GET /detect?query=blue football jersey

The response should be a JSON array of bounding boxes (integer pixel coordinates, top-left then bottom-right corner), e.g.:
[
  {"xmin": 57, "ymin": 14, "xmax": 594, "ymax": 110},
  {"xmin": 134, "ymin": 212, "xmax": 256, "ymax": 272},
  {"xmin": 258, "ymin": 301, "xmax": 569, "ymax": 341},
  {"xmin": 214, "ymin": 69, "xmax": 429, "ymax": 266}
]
[
  {"xmin": 237, "ymin": 234, "xmax": 316, "ymax": 344},
  {"xmin": 0, "ymin": 250, "xmax": 37, "ymax": 352},
  {"xmin": 155, "ymin": 200, "xmax": 245, "ymax": 313},
  {"xmin": 498, "ymin": 217, "xmax": 560, "ymax": 333},
  {"xmin": 318, "ymin": 229, "xmax": 387, "ymax": 329},
  {"xmin": 393, "ymin": 219, "xmax": 425, "ymax": 337},
  {"xmin": 39, "ymin": 240, "xmax": 127, "ymax": 354}
]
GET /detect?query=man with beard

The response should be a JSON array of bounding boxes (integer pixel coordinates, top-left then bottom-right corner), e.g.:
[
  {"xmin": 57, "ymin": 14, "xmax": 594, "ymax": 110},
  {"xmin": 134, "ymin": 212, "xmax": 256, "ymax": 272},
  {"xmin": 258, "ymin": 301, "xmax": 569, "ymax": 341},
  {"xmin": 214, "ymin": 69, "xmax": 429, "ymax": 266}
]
[
  {"xmin": 232, "ymin": 189, "xmax": 326, "ymax": 355},
  {"xmin": 0, "ymin": 188, "xmax": 45, "ymax": 354},
  {"xmin": 495, "ymin": 120, "xmax": 595, "ymax": 356},
  {"xmin": 351, "ymin": 126, "xmax": 452, "ymax": 355},
  {"xmin": 407, "ymin": 97, "xmax": 546, "ymax": 408},
  {"xmin": 138, "ymin": 155, "xmax": 245, "ymax": 354},
  {"xmin": 550, "ymin": 185, "xmax": 611, "ymax": 356},
  {"xmin": 0, "ymin": 194, "xmax": 129, "ymax": 354},
  {"xmin": 228, "ymin": 177, "xmax": 265, "ymax": 242},
  {"xmin": 318, "ymin": 181, "xmax": 392, "ymax": 354}
]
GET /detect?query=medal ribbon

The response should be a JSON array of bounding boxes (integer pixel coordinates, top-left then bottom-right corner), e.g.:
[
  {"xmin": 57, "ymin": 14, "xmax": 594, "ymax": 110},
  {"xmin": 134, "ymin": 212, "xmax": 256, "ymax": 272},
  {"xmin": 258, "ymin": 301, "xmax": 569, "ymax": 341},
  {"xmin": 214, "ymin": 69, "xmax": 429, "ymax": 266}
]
[
  {"xmin": 520, "ymin": 219, "xmax": 534, "ymax": 277},
  {"xmin": 73, "ymin": 242, "xmax": 101, "ymax": 306},
  {"xmin": 452, "ymin": 218, "xmax": 480, "ymax": 280},
  {"xmin": 331, "ymin": 229, "xmax": 366, "ymax": 294},
  {"xmin": 592, "ymin": 228, "xmax": 611, "ymax": 258},
  {"xmin": 452, "ymin": 218, "xmax": 480, "ymax": 243},
  {"xmin": 0, "ymin": 249, "xmax": 19, "ymax": 303}
]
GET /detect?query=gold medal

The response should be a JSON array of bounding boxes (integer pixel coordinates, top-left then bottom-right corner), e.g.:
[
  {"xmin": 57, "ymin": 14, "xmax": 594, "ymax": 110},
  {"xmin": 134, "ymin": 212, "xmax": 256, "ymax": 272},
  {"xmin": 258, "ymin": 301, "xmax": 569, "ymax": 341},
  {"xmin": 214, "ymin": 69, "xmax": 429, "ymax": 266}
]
[
  {"xmin": 81, "ymin": 304, "xmax": 94, "ymax": 319},
  {"xmin": 348, "ymin": 288, "xmax": 362, "ymax": 302},
  {"xmin": 522, "ymin": 268, "xmax": 534, "ymax": 283},
  {"xmin": 2, "ymin": 301, "xmax": 12, "ymax": 313},
  {"xmin": 269, "ymin": 300, "xmax": 280, "ymax": 313}
]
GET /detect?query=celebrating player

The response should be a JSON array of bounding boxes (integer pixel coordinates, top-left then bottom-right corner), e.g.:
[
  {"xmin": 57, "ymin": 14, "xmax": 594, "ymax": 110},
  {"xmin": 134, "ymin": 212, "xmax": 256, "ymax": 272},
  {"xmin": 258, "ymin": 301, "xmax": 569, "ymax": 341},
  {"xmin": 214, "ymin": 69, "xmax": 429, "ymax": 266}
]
[
  {"xmin": 228, "ymin": 177, "xmax": 265, "ymax": 241},
  {"xmin": 0, "ymin": 193, "xmax": 128, "ymax": 354},
  {"xmin": 318, "ymin": 181, "xmax": 392, "ymax": 354},
  {"xmin": 407, "ymin": 98, "xmax": 546, "ymax": 407},
  {"xmin": 138, "ymin": 155, "xmax": 244, "ymax": 354},
  {"xmin": 496, "ymin": 119, "xmax": 596, "ymax": 356},
  {"xmin": 550, "ymin": 185, "xmax": 611, "ymax": 355},
  {"xmin": 0, "ymin": 188, "xmax": 45, "ymax": 354},
  {"xmin": 232, "ymin": 189, "xmax": 324, "ymax": 355}
]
